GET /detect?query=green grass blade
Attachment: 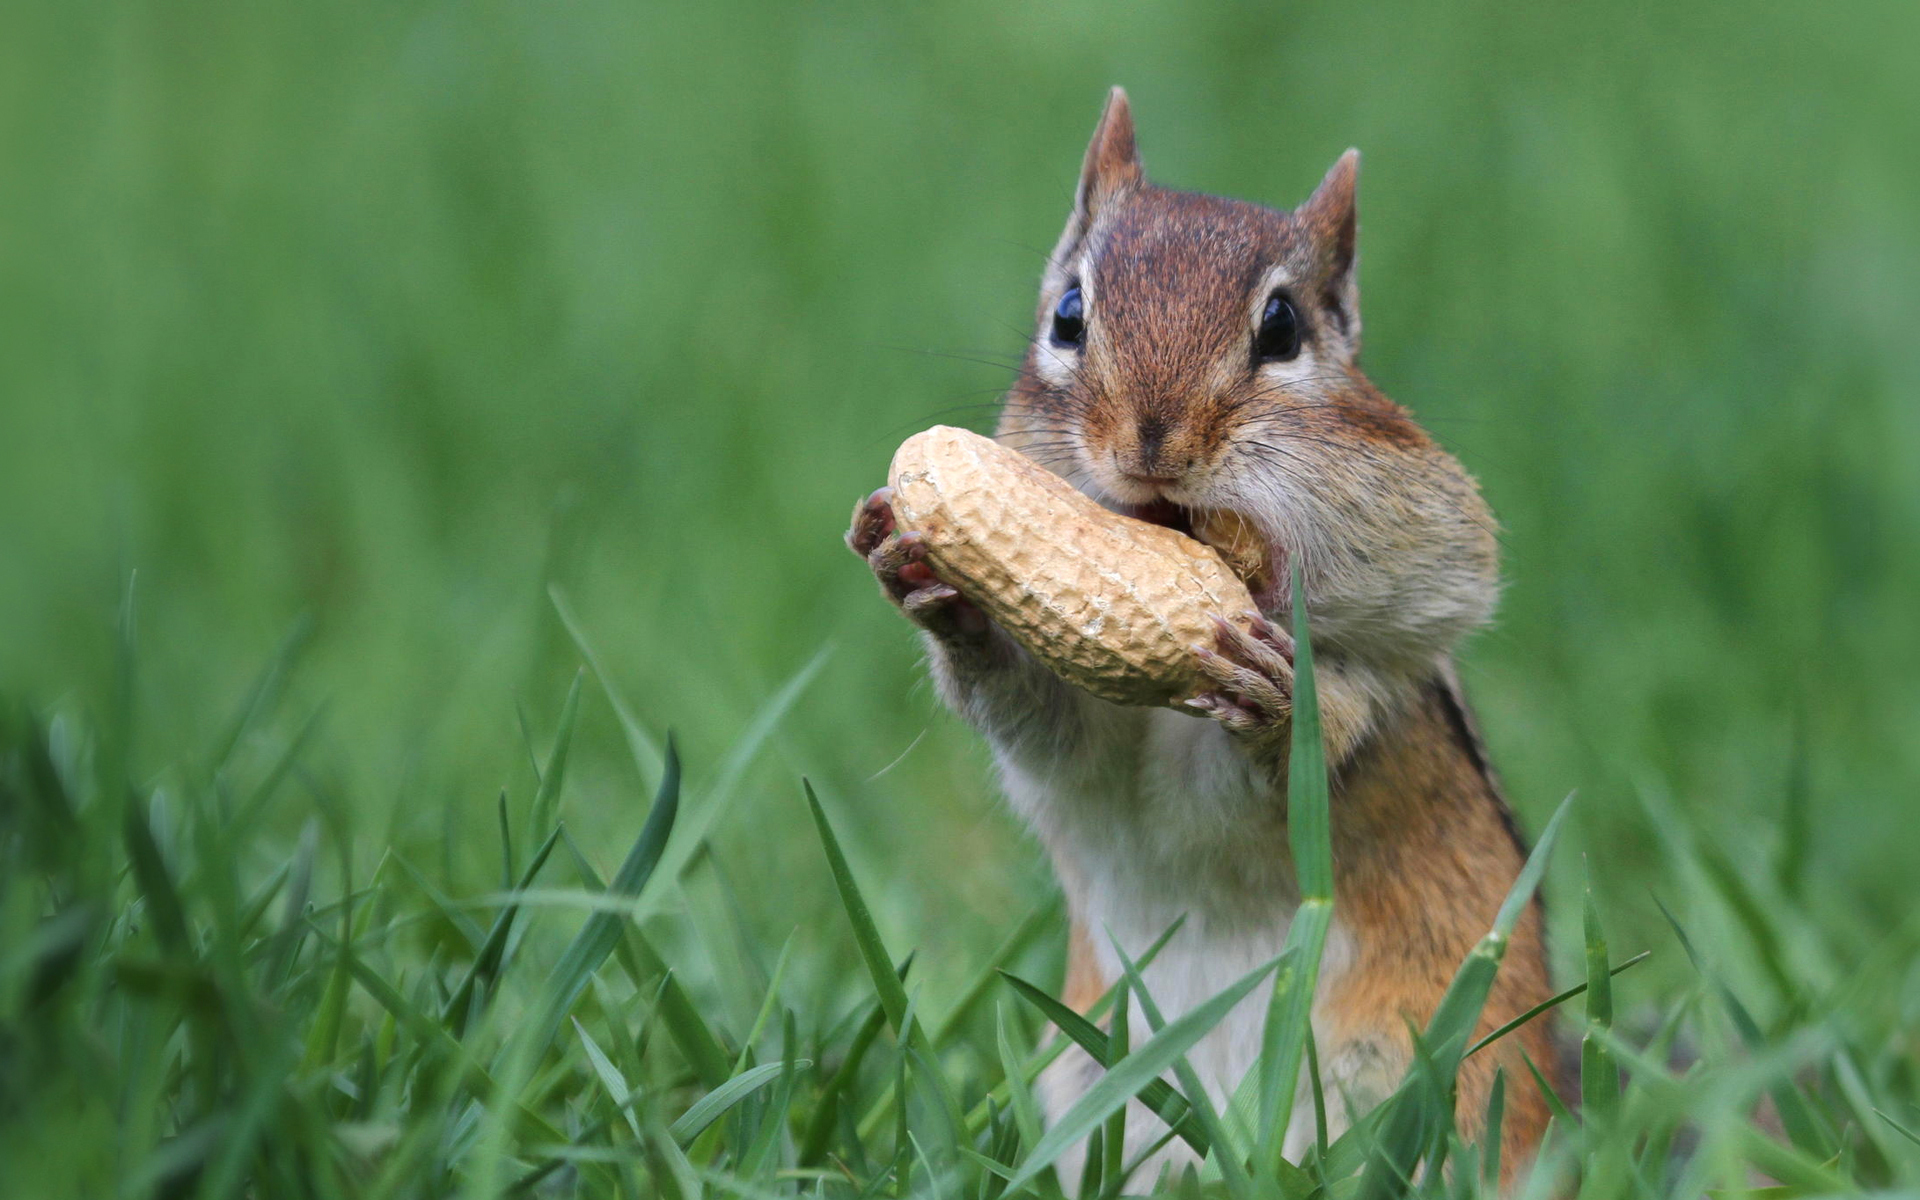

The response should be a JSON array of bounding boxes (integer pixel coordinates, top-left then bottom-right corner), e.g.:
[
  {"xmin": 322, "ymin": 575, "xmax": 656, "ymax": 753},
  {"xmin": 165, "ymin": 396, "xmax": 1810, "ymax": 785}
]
[
  {"xmin": 996, "ymin": 1002, "xmax": 1045, "ymax": 1154},
  {"xmin": 1481, "ymin": 1069, "xmax": 1505, "ymax": 1187},
  {"xmin": 550, "ymin": 585, "xmax": 664, "ymax": 782},
  {"xmin": 732, "ymin": 928, "xmax": 797, "ymax": 1073},
  {"xmin": 998, "ymin": 953, "xmax": 1283, "ymax": 1196},
  {"xmin": 442, "ymin": 824, "xmax": 564, "ymax": 1033},
  {"xmin": 931, "ymin": 898, "xmax": 1053, "ymax": 1048},
  {"xmin": 573, "ymin": 1016, "xmax": 642, "ymax": 1138},
  {"xmin": 1351, "ymin": 792, "xmax": 1573, "ymax": 1200},
  {"xmin": 1579, "ymin": 868, "xmax": 1621, "ymax": 1127},
  {"xmin": 1101, "ymin": 984, "xmax": 1129, "ymax": 1188},
  {"xmin": 521, "ymin": 736, "xmax": 680, "ymax": 1058},
  {"xmin": 804, "ymin": 779, "xmax": 912, "ymax": 1038},
  {"xmin": 527, "ymin": 668, "xmax": 584, "ymax": 839},
  {"xmin": 650, "ymin": 644, "xmax": 832, "ymax": 902},
  {"xmin": 204, "ymin": 613, "xmax": 312, "ymax": 777},
  {"xmin": 803, "ymin": 779, "xmax": 966, "ymax": 1148},
  {"xmin": 669, "ymin": 1058, "xmax": 812, "ymax": 1145},
  {"xmin": 1651, "ymin": 896, "xmax": 1836, "ymax": 1158},
  {"xmin": 997, "ymin": 971, "xmax": 1201, "ymax": 1154},
  {"xmin": 799, "ymin": 995, "xmax": 891, "ymax": 1166},
  {"xmin": 1464, "ymin": 951, "xmax": 1650, "ymax": 1059},
  {"xmin": 1104, "ymin": 936, "xmax": 1261, "ymax": 1196},
  {"xmin": 1256, "ymin": 568, "xmax": 1336, "ymax": 1169},
  {"xmin": 124, "ymin": 798, "xmax": 192, "ymax": 955},
  {"xmin": 1873, "ymin": 1107, "xmax": 1920, "ymax": 1148},
  {"xmin": 555, "ymin": 831, "xmax": 731, "ymax": 1087}
]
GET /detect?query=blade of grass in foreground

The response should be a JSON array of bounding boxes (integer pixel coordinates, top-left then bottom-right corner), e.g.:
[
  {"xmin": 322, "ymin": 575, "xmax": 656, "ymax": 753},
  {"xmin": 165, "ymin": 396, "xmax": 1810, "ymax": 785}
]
[
  {"xmin": 555, "ymin": 834, "xmax": 731, "ymax": 1088},
  {"xmin": 997, "ymin": 971, "xmax": 1204, "ymax": 1156},
  {"xmin": 1349, "ymin": 792, "xmax": 1574, "ymax": 1200},
  {"xmin": 650, "ymin": 643, "xmax": 832, "ymax": 902},
  {"xmin": 669, "ymin": 1058, "xmax": 814, "ymax": 1144},
  {"xmin": 936, "ymin": 916, "xmax": 1193, "ymax": 1149},
  {"xmin": 520, "ymin": 737, "xmax": 680, "ymax": 1059},
  {"xmin": 442, "ymin": 825, "xmax": 564, "ymax": 1035},
  {"xmin": 1463, "ymin": 952, "xmax": 1650, "ymax": 1059},
  {"xmin": 804, "ymin": 780, "xmax": 966, "ymax": 1144},
  {"xmin": 1107, "ymin": 936, "xmax": 1264, "ymax": 1199},
  {"xmin": 1256, "ymin": 568, "xmax": 1334, "ymax": 1171},
  {"xmin": 526, "ymin": 668, "xmax": 583, "ymax": 839},
  {"xmin": 550, "ymin": 585, "xmax": 664, "ymax": 781},
  {"xmin": 1651, "ymin": 895, "xmax": 1836, "ymax": 1159},
  {"xmin": 1579, "ymin": 868, "xmax": 1621, "ymax": 1126},
  {"xmin": 998, "ymin": 953, "xmax": 1285, "ymax": 1196}
]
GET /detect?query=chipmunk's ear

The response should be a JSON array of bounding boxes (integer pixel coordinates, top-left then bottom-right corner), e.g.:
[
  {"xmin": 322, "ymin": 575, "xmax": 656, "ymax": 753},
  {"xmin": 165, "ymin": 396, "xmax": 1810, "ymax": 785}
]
[
  {"xmin": 1299, "ymin": 149, "xmax": 1361, "ymax": 353},
  {"xmin": 1052, "ymin": 88, "xmax": 1143, "ymax": 269},
  {"xmin": 1076, "ymin": 87, "xmax": 1143, "ymax": 220}
]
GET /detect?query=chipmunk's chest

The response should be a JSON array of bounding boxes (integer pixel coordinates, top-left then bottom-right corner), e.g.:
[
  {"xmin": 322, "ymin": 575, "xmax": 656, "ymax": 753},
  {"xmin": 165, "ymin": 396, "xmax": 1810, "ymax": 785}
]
[
  {"xmin": 998, "ymin": 709, "xmax": 1388, "ymax": 1181},
  {"xmin": 1000, "ymin": 707, "xmax": 1293, "ymax": 920},
  {"xmin": 998, "ymin": 708, "xmax": 1330, "ymax": 1037}
]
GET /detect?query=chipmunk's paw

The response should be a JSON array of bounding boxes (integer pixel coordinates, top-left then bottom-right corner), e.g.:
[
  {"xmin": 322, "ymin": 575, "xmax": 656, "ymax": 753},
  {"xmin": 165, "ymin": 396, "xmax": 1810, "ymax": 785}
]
[
  {"xmin": 847, "ymin": 487, "xmax": 989, "ymax": 639},
  {"xmin": 1185, "ymin": 612, "xmax": 1295, "ymax": 737}
]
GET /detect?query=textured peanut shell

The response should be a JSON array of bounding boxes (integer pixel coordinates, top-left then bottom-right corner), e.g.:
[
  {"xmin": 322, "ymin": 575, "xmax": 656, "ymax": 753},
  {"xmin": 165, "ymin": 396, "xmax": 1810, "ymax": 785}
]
[{"xmin": 888, "ymin": 426, "xmax": 1258, "ymax": 708}]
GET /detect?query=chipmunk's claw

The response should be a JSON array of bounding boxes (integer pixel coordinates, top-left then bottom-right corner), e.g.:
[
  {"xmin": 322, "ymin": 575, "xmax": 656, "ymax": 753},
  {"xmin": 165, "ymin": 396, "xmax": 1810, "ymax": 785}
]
[
  {"xmin": 1188, "ymin": 613, "xmax": 1295, "ymax": 738},
  {"xmin": 848, "ymin": 487, "xmax": 898, "ymax": 557},
  {"xmin": 849, "ymin": 486, "xmax": 987, "ymax": 638}
]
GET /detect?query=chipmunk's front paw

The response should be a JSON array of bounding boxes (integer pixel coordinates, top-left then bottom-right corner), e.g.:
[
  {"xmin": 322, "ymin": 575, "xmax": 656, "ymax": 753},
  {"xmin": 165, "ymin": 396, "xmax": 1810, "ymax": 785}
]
[
  {"xmin": 847, "ymin": 487, "xmax": 989, "ymax": 640},
  {"xmin": 1185, "ymin": 612, "xmax": 1296, "ymax": 739}
]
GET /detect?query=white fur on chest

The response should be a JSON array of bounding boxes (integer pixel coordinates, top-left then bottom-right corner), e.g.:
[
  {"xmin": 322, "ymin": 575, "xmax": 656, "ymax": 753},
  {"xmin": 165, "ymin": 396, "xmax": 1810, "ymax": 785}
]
[
  {"xmin": 1005, "ymin": 717, "xmax": 1337, "ymax": 1086},
  {"xmin": 997, "ymin": 707, "xmax": 1375, "ymax": 1183}
]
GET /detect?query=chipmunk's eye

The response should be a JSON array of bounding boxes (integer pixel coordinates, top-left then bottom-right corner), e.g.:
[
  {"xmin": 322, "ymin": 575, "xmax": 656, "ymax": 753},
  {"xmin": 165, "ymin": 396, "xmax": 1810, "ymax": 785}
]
[
  {"xmin": 1255, "ymin": 293, "xmax": 1302, "ymax": 362},
  {"xmin": 1051, "ymin": 285, "xmax": 1085, "ymax": 349}
]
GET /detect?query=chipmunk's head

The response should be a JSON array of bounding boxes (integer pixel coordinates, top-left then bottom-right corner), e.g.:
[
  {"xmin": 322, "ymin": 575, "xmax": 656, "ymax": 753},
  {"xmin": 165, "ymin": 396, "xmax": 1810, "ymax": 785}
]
[{"xmin": 1000, "ymin": 88, "xmax": 1499, "ymax": 668}]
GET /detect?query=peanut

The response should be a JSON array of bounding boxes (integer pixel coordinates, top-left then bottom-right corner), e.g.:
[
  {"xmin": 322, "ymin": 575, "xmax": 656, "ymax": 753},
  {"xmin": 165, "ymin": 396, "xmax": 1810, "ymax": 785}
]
[{"xmin": 888, "ymin": 426, "xmax": 1258, "ymax": 708}]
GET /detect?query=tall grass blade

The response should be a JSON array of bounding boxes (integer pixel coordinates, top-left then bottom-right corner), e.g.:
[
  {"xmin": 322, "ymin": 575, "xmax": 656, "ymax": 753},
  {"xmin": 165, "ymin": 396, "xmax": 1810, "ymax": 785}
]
[
  {"xmin": 803, "ymin": 779, "xmax": 965, "ymax": 1145},
  {"xmin": 573, "ymin": 1016, "xmax": 642, "ymax": 1138},
  {"xmin": 997, "ymin": 971, "xmax": 1201, "ymax": 1153},
  {"xmin": 650, "ymin": 644, "xmax": 832, "ymax": 901},
  {"xmin": 1464, "ymin": 951, "xmax": 1650, "ymax": 1059},
  {"xmin": 521, "ymin": 736, "xmax": 679, "ymax": 1058},
  {"xmin": 1351, "ymin": 792, "xmax": 1573, "ymax": 1200},
  {"xmin": 1651, "ymin": 896, "xmax": 1835, "ymax": 1158},
  {"xmin": 670, "ymin": 1059, "xmax": 812, "ymax": 1145},
  {"xmin": 998, "ymin": 954, "xmax": 1283, "ymax": 1196},
  {"xmin": 1106, "ymin": 937, "xmax": 1267, "ymax": 1197},
  {"xmin": 932, "ymin": 899, "xmax": 1053, "ymax": 1048},
  {"xmin": 526, "ymin": 668, "xmax": 583, "ymax": 838},
  {"xmin": 1579, "ymin": 868, "xmax": 1621, "ymax": 1127},
  {"xmin": 550, "ymin": 585, "xmax": 664, "ymax": 781},
  {"xmin": 442, "ymin": 824, "xmax": 564, "ymax": 1033},
  {"xmin": 1256, "ymin": 567, "xmax": 1334, "ymax": 1169}
]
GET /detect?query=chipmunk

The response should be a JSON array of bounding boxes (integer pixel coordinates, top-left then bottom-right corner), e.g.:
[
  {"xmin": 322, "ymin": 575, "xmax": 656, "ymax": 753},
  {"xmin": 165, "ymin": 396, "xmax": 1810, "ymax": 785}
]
[{"xmin": 847, "ymin": 88, "xmax": 1558, "ymax": 1186}]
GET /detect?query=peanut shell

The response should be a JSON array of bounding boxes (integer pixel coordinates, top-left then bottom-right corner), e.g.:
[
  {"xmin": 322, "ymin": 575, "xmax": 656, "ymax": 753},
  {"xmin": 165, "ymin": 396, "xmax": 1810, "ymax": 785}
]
[{"xmin": 887, "ymin": 425, "xmax": 1258, "ymax": 708}]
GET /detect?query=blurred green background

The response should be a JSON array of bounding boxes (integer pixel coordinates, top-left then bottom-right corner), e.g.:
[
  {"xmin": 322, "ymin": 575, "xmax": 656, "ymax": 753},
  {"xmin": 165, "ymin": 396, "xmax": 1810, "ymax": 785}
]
[{"xmin": 2, "ymin": 0, "xmax": 1916, "ymax": 1006}]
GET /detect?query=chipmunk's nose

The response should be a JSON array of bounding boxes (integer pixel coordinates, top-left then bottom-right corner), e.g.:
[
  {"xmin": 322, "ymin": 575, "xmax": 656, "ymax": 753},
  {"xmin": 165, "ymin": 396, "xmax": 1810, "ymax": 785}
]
[
  {"xmin": 1122, "ymin": 413, "xmax": 1195, "ymax": 482},
  {"xmin": 1135, "ymin": 415, "xmax": 1169, "ymax": 471}
]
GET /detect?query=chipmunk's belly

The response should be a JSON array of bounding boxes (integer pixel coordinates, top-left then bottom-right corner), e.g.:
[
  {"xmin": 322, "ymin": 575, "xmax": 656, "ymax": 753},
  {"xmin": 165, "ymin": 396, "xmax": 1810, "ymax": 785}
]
[{"xmin": 999, "ymin": 709, "xmax": 1374, "ymax": 1185}]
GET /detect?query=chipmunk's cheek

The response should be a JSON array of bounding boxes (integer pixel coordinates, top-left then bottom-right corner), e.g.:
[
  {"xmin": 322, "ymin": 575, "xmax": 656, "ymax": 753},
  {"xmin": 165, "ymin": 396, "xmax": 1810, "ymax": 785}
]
[
  {"xmin": 1251, "ymin": 547, "xmax": 1290, "ymax": 612},
  {"xmin": 1191, "ymin": 507, "xmax": 1278, "ymax": 598}
]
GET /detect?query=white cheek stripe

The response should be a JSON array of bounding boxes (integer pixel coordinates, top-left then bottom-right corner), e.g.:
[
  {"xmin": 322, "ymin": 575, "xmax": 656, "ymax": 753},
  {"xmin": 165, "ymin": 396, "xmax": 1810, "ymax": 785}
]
[
  {"xmin": 1257, "ymin": 348, "xmax": 1322, "ymax": 389},
  {"xmin": 1252, "ymin": 263, "xmax": 1297, "ymax": 315},
  {"xmin": 1034, "ymin": 340, "xmax": 1078, "ymax": 387}
]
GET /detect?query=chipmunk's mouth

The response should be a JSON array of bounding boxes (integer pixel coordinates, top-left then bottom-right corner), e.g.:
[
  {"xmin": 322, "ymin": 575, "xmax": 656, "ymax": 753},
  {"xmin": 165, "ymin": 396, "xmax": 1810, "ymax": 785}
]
[
  {"xmin": 1126, "ymin": 501, "xmax": 1277, "ymax": 598},
  {"xmin": 1125, "ymin": 499, "xmax": 1195, "ymax": 538}
]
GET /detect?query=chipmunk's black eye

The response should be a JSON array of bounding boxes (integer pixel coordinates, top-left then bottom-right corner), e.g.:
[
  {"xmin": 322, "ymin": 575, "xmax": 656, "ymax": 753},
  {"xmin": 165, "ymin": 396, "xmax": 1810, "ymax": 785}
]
[
  {"xmin": 1051, "ymin": 285, "xmax": 1085, "ymax": 349},
  {"xmin": 1255, "ymin": 293, "xmax": 1302, "ymax": 362}
]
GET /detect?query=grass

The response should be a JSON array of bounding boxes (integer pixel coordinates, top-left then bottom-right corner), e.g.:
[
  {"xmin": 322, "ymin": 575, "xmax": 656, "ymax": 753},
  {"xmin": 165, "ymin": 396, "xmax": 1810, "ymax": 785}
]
[
  {"xmin": 3, "ymin": 583, "xmax": 1916, "ymax": 1196},
  {"xmin": 2, "ymin": 0, "xmax": 1918, "ymax": 1195}
]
